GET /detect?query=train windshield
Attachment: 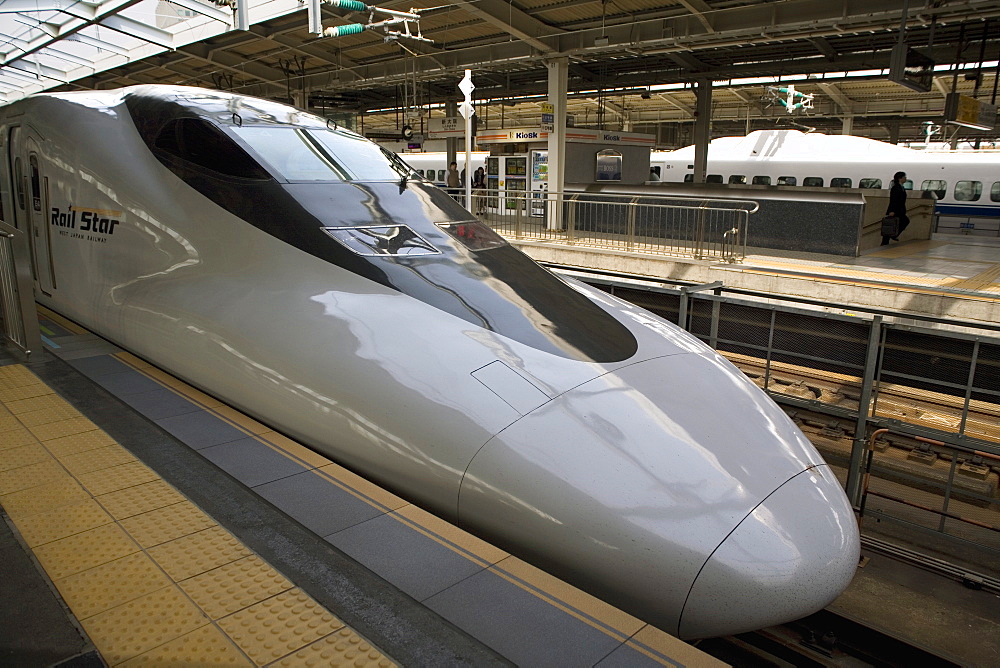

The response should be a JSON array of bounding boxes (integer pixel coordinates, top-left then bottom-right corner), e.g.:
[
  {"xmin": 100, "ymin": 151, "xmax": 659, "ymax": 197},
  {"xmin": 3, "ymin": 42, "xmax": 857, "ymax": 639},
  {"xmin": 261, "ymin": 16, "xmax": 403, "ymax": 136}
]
[{"xmin": 232, "ymin": 126, "xmax": 413, "ymax": 183}]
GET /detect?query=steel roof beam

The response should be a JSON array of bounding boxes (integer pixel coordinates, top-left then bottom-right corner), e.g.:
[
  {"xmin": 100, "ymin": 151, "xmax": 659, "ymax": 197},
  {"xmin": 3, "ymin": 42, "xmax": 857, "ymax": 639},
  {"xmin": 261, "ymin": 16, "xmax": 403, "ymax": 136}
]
[{"xmin": 448, "ymin": 0, "xmax": 563, "ymax": 53}]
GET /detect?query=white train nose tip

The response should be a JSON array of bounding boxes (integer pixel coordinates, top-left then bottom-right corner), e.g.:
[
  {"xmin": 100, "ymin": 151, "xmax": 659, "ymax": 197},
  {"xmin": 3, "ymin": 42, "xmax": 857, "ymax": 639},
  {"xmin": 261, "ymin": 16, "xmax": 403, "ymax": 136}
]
[{"xmin": 678, "ymin": 465, "xmax": 860, "ymax": 639}]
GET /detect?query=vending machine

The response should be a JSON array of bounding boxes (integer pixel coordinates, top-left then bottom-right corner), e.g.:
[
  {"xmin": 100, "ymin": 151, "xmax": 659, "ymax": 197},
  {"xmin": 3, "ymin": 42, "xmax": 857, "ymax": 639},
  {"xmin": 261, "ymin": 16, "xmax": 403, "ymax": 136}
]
[{"xmin": 529, "ymin": 150, "xmax": 548, "ymax": 217}]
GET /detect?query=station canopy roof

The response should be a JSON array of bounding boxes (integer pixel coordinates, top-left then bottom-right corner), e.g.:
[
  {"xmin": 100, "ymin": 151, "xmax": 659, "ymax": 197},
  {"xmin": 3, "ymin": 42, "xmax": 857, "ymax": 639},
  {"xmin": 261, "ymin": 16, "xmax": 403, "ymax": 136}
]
[{"xmin": 1, "ymin": 0, "xmax": 998, "ymax": 142}]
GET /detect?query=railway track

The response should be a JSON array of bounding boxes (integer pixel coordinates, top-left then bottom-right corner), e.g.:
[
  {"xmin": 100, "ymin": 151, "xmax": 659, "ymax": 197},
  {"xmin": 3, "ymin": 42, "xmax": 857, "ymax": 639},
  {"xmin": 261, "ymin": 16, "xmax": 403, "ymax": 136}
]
[{"xmin": 697, "ymin": 609, "xmax": 964, "ymax": 667}]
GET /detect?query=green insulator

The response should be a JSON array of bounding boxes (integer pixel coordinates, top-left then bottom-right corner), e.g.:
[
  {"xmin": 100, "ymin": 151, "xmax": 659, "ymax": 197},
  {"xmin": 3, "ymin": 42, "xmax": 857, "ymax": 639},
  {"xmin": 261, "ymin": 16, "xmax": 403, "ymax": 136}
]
[
  {"xmin": 326, "ymin": 23, "xmax": 365, "ymax": 37},
  {"xmin": 329, "ymin": 0, "xmax": 368, "ymax": 11}
]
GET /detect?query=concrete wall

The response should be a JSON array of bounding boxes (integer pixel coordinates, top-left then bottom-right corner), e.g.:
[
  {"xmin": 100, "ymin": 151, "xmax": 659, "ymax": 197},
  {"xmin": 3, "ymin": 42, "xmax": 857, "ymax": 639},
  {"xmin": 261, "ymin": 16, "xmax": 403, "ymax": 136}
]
[
  {"xmin": 564, "ymin": 145, "xmax": 650, "ymax": 185},
  {"xmin": 579, "ymin": 183, "xmax": 934, "ymax": 256}
]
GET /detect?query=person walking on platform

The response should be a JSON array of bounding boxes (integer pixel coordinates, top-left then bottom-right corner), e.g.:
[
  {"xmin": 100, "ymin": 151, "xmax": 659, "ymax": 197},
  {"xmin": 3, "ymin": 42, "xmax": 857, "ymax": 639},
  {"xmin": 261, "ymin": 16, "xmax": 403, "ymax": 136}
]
[
  {"xmin": 447, "ymin": 161, "xmax": 461, "ymax": 202},
  {"xmin": 882, "ymin": 171, "xmax": 909, "ymax": 245}
]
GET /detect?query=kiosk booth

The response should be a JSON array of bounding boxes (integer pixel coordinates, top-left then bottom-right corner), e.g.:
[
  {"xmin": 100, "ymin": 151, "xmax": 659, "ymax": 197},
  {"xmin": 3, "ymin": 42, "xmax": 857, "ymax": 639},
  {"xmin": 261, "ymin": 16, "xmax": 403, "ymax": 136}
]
[{"xmin": 476, "ymin": 127, "xmax": 654, "ymax": 216}]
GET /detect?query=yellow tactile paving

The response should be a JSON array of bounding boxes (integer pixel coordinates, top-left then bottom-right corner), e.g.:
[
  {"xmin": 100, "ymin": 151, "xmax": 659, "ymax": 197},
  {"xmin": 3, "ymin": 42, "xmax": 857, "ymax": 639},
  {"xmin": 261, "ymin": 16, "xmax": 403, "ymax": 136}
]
[
  {"xmin": 6, "ymin": 393, "xmax": 72, "ymax": 414},
  {"xmin": 77, "ymin": 460, "xmax": 159, "ymax": 496},
  {"xmin": 80, "ymin": 586, "xmax": 211, "ymax": 665},
  {"xmin": 0, "ymin": 413, "xmax": 22, "ymax": 432},
  {"xmin": 119, "ymin": 624, "xmax": 253, "ymax": 667},
  {"xmin": 60, "ymin": 443, "xmax": 137, "ymax": 476},
  {"xmin": 0, "ymin": 458, "xmax": 69, "ymax": 494},
  {"xmin": 272, "ymin": 627, "xmax": 396, "ymax": 668},
  {"xmin": 179, "ymin": 555, "xmax": 294, "ymax": 620},
  {"xmin": 15, "ymin": 498, "xmax": 114, "ymax": 548},
  {"xmin": 120, "ymin": 500, "xmax": 218, "ymax": 548},
  {"xmin": 0, "ymin": 477, "xmax": 91, "ymax": 519},
  {"xmin": 28, "ymin": 415, "xmax": 100, "ymax": 442},
  {"xmin": 147, "ymin": 526, "xmax": 253, "ymax": 581},
  {"xmin": 217, "ymin": 589, "xmax": 345, "ymax": 666},
  {"xmin": 0, "ymin": 424, "xmax": 38, "ymax": 449},
  {"xmin": 0, "ymin": 382, "xmax": 54, "ymax": 403},
  {"xmin": 0, "ymin": 442, "xmax": 51, "ymax": 472},
  {"xmin": 97, "ymin": 479, "xmax": 188, "ymax": 520},
  {"xmin": 16, "ymin": 403, "xmax": 85, "ymax": 427},
  {"xmin": 42, "ymin": 429, "xmax": 117, "ymax": 457},
  {"xmin": 53, "ymin": 553, "xmax": 174, "ymax": 620},
  {"xmin": 0, "ymin": 362, "xmax": 393, "ymax": 668},
  {"xmin": 33, "ymin": 522, "xmax": 141, "ymax": 580}
]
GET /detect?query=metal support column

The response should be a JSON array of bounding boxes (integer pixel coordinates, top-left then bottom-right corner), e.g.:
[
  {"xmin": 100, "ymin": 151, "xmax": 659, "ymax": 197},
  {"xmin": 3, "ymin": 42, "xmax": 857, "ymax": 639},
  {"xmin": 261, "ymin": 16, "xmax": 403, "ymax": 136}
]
[
  {"xmin": 847, "ymin": 315, "xmax": 883, "ymax": 505},
  {"xmin": 692, "ymin": 79, "xmax": 712, "ymax": 184},
  {"xmin": 546, "ymin": 57, "xmax": 568, "ymax": 231}
]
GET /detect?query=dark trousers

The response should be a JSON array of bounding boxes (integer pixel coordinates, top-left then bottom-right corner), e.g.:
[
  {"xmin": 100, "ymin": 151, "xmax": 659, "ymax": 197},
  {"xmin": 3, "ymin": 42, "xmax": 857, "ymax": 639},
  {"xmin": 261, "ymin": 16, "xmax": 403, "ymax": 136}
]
[{"xmin": 881, "ymin": 214, "xmax": 909, "ymax": 245}]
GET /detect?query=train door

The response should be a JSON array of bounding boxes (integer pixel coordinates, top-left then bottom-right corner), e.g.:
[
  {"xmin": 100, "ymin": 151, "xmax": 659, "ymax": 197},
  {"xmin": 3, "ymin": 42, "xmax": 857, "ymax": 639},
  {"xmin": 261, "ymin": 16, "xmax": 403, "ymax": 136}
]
[{"xmin": 18, "ymin": 131, "xmax": 55, "ymax": 295}]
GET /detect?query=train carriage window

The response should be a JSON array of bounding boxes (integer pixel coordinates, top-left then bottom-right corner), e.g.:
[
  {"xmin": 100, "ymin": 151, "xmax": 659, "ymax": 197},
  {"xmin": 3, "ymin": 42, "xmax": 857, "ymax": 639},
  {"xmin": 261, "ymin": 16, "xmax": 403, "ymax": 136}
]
[
  {"xmin": 991, "ymin": 182, "xmax": 1000, "ymax": 202},
  {"xmin": 751, "ymin": 176, "xmax": 771, "ymax": 185},
  {"xmin": 777, "ymin": 176, "xmax": 797, "ymax": 186},
  {"xmin": 683, "ymin": 174, "xmax": 693, "ymax": 183},
  {"xmin": 728, "ymin": 175, "xmax": 746, "ymax": 184},
  {"xmin": 902, "ymin": 179, "xmax": 913, "ymax": 189},
  {"xmin": 437, "ymin": 170, "xmax": 446, "ymax": 182},
  {"xmin": 921, "ymin": 180, "xmax": 947, "ymax": 199},
  {"xmin": 155, "ymin": 119, "xmax": 270, "ymax": 179},
  {"xmin": 831, "ymin": 177, "xmax": 852, "ymax": 188},
  {"xmin": 706, "ymin": 174, "xmax": 723, "ymax": 184},
  {"xmin": 803, "ymin": 177, "xmax": 823, "ymax": 187},
  {"xmin": 954, "ymin": 181, "xmax": 982, "ymax": 201},
  {"xmin": 859, "ymin": 178, "xmax": 882, "ymax": 189}
]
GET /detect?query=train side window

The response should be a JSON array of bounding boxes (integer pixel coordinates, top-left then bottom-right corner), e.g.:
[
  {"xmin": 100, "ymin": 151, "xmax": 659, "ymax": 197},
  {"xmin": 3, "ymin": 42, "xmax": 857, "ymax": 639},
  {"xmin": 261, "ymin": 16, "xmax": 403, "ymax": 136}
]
[
  {"xmin": 156, "ymin": 118, "xmax": 271, "ymax": 180},
  {"xmin": 831, "ymin": 177, "xmax": 852, "ymax": 188},
  {"xmin": 902, "ymin": 180, "xmax": 913, "ymax": 189},
  {"xmin": 859, "ymin": 178, "xmax": 882, "ymax": 189},
  {"xmin": 706, "ymin": 174, "xmax": 723, "ymax": 184},
  {"xmin": 803, "ymin": 176, "xmax": 823, "ymax": 187},
  {"xmin": 751, "ymin": 175, "xmax": 770, "ymax": 185},
  {"xmin": 437, "ymin": 170, "xmax": 446, "ymax": 182},
  {"xmin": 991, "ymin": 182, "xmax": 1000, "ymax": 202},
  {"xmin": 954, "ymin": 181, "xmax": 982, "ymax": 201},
  {"xmin": 683, "ymin": 174, "xmax": 693, "ymax": 183},
  {"xmin": 921, "ymin": 180, "xmax": 947, "ymax": 199},
  {"xmin": 777, "ymin": 176, "xmax": 796, "ymax": 186},
  {"xmin": 728, "ymin": 175, "xmax": 747, "ymax": 184}
]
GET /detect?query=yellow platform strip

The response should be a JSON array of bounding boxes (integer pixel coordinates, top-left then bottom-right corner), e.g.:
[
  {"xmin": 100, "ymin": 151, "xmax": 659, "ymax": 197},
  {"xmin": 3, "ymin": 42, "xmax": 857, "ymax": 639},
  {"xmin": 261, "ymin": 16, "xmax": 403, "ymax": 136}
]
[
  {"xmin": 943, "ymin": 263, "xmax": 1000, "ymax": 292},
  {"xmin": 0, "ymin": 365, "xmax": 395, "ymax": 668},
  {"xmin": 109, "ymin": 352, "xmax": 719, "ymax": 667}
]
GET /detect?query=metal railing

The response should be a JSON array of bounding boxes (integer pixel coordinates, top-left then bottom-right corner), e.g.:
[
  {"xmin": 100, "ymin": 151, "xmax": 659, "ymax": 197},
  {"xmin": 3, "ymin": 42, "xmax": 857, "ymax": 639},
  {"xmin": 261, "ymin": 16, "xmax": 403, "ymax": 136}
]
[
  {"xmin": 0, "ymin": 221, "xmax": 42, "ymax": 361},
  {"xmin": 469, "ymin": 189, "xmax": 756, "ymax": 263},
  {"xmin": 573, "ymin": 272, "xmax": 1000, "ymax": 582}
]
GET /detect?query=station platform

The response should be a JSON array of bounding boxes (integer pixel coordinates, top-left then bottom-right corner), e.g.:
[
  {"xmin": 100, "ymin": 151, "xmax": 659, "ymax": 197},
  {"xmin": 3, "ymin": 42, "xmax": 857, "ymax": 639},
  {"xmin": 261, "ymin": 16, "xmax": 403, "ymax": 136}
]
[
  {"xmin": 514, "ymin": 234, "xmax": 1000, "ymax": 328},
  {"xmin": 0, "ymin": 308, "xmax": 719, "ymax": 668}
]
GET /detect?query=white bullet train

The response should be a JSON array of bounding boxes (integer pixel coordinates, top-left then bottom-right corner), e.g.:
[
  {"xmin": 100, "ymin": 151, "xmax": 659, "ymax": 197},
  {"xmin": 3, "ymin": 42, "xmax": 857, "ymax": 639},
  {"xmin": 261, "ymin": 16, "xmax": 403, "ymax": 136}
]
[
  {"xmin": 651, "ymin": 129, "xmax": 1000, "ymax": 226},
  {"xmin": 396, "ymin": 151, "xmax": 489, "ymax": 187},
  {"xmin": 0, "ymin": 85, "xmax": 859, "ymax": 640}
]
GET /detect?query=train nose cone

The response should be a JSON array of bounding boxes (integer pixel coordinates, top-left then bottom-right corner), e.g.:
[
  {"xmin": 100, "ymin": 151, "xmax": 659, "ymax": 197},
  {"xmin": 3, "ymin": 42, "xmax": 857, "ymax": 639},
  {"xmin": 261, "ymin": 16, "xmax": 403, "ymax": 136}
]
[{"xmin": 678, "ymin": 464, "xmax": 860, "ymax": 639}]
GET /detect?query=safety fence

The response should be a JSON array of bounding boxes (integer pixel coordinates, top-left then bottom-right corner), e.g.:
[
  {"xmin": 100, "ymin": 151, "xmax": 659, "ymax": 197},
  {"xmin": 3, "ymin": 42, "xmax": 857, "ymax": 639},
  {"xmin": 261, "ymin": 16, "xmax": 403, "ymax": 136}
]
[
  {"xmin": 577, "ymin": 275, "xmax": 1000, "ymax": 588},
  {"xmin": 0, "ymin": 221, "xmax": 42, "ymax": 361},
  {"xmin": 472, "ymin": 189, "xmax": 756, "ymax": 263}
]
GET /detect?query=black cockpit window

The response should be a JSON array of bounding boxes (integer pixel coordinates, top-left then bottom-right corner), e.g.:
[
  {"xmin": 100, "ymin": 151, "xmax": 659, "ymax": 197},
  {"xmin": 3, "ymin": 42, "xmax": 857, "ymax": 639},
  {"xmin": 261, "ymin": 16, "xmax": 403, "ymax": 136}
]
[
  {"xmin": 232, "ymin": 126, "xmax": 412, "ymax": 182},
  {"xmin": 154, "ymin": 118, "xmax": 270, "ymax": 180}
]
